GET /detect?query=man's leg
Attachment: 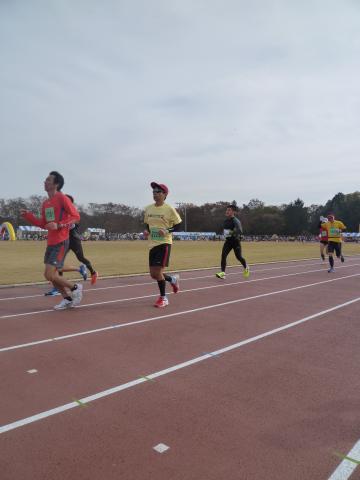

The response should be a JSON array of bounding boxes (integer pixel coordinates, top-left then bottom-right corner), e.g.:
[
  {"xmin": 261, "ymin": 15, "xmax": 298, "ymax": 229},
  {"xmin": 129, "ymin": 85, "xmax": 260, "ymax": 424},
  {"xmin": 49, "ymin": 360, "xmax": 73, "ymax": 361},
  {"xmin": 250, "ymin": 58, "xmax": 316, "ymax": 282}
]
[
  {"xmin": 44, "ymin": 242, "xmax": 83, "ymax": 307},
  {"xmin": 71, "ymin": 239, "xmax": 96, "ymax": 275},
  {"xmin": 150, "ymin": 266, "xmax": 169, "ymax": 307},
  {"xmin": 327, "ymin": 243, "xmax": 335, "ymax": 272},
  {"xmin": 149, "ymin": 244, "xmax": 171, "ymax": 307},
  {"xmin": 216, "ymin": 241, "xmax": 232, "ymax": 278},
  {"xmin": 233, "ymin": 242, "xmax": 250, "ymax": 278}
]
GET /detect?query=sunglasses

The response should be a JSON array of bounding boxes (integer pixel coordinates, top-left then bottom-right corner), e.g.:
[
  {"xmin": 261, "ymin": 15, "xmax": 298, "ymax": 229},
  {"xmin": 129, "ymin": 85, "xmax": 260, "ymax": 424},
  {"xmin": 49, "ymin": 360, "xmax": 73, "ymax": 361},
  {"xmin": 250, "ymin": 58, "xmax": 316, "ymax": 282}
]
[{"xmin": 153, "ymin": 188, "xmax": 164, "ymax": 193}]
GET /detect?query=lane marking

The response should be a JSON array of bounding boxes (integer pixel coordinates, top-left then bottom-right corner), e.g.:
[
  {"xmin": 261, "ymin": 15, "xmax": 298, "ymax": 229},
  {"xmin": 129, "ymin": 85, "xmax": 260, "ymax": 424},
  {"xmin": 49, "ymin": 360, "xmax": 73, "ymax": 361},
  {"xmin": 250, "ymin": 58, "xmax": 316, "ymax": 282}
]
[
  {"xmin": 1, "ymin": 264, "xmax": 359, "ymax": 321},
  {"xmin": 2, "ymin": 254, "xmax": 360, "ymax": 290},
  {"xmin": 27, "ymin": 369, "xmax": 38, "ymax": 374},
  {"xmin": 329, "ymin": 441, "xmax": 360, "ymax": 479},
  {"xmin": 334, "ymin": 451, "xmax": 360, "ymax": 465},
  {"xmin": 0, "ymin": 256, "xmax": 328, "ymax": 289},
  {"xmin": 0, "ymin": 262, "xmax": 322, "ymax": 302},
  {"xmin": 1, "ymin": 295, "xmax": 360, "ymax": 435},
  {"xmin": 73, "ymin": 399, "xmax": 88, "ymax": 408},
  {"xmin": 1, "ymin": 273, "xmax": 359, "ymax": 354},
  {"xmin": 1, "ymin": 257, "xmax": 357, "ymax": 301},
  {"xmin": 140, "ymin": 375, "xmax": 155, "ymax": 382},
  {"xmin": 153, "ymin": 443, "xmax": 170, "ymax": 453}
]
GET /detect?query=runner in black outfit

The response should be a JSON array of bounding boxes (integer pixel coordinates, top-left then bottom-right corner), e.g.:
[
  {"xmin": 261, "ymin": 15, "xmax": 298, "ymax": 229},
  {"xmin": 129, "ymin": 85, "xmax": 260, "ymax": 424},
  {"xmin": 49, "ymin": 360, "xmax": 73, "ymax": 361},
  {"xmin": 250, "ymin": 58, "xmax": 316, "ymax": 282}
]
[
  {"xmin": 45, "ymin": 195, "xmax": 98, "ymax": 296},
  {"xmin": 215, "ymin": 204, "xmax": 250, "ymax": 279}
]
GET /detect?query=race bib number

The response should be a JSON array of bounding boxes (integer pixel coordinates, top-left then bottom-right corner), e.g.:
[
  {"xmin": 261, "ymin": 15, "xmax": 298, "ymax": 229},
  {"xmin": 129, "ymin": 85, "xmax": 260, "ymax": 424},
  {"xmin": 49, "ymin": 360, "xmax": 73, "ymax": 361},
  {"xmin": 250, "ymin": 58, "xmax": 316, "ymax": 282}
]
[
  {"xmin": 320, "ymin": 231, "xmax": 327, "ymax": 237},
  {"xmin": 329, "ymin": 227, "xmax": 340, "ymax": 237},
  {"xmin": 45, "ymin": 207, "xmax": 55, "ymax": 222},
  {"xmin": 223, "ymin": 229, "xmax": 232, "ymax": 236},
  {"xmin": 150, "ymin": 228, "xmax": 163, "ymax": 240}
]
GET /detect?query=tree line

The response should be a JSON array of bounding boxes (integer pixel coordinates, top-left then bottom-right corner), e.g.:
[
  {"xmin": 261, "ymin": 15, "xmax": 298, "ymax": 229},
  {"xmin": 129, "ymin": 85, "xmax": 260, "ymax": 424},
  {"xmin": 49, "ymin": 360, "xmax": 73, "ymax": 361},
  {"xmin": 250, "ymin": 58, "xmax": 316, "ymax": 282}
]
[{"xmin": 1, "ymin": 191, "xmax": 359, "ymax": 236}]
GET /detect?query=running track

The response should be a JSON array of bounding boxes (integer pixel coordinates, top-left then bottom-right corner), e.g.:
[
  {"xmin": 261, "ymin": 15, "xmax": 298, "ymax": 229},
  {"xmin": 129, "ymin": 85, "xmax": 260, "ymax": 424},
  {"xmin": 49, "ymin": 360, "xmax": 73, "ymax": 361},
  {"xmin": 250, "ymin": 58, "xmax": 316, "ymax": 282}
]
[{"xmin": 1, "ymin": 257, "xmax": 360, "ymax": 480}]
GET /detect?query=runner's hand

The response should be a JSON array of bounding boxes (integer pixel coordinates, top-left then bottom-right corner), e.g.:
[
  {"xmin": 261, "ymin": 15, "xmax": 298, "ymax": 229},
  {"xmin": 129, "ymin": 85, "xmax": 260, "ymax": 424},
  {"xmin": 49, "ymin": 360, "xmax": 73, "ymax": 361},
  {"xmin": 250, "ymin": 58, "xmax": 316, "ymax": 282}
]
[{"xmin": 45, "ymin": 222, "xmax": 58, "ymax": 230}]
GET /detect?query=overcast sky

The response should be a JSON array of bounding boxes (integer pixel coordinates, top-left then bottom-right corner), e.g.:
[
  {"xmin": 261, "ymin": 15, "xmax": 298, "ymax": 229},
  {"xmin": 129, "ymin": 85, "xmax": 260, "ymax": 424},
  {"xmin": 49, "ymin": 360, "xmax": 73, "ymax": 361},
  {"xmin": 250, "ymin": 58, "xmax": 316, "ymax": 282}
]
[{"xmin": 1, "ymin": 0, "xmax": 359, "ymax": 208}]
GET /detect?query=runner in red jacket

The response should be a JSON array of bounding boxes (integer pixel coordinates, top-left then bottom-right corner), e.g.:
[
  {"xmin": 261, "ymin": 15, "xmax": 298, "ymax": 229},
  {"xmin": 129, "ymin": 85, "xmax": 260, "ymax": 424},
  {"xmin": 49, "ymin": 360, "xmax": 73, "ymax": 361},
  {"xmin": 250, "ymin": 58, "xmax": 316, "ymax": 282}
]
[{"xmin": 21, "ymin": 171, "xmax": 83, "ymax": 310}]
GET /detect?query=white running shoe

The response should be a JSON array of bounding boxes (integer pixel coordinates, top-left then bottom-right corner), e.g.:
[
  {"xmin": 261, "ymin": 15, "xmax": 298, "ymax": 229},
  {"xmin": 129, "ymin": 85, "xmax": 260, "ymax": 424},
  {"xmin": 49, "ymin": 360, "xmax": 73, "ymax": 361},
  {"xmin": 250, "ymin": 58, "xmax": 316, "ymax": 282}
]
[
  {"xmin": 71, "ymin": 283, "xmax": 83, "ymax": 306},
  {"xmin": 54, "ymin": 298, "xmax": 74, "ymax": 310}
]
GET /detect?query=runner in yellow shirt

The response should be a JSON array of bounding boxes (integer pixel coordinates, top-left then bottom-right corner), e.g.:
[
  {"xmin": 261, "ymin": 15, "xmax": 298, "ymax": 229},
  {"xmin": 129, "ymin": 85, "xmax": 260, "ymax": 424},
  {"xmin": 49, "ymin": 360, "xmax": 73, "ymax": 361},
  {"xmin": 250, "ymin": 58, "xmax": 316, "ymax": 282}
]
[
  {"xmin": 320, "ymin": 213, "xmax": 346, "ymax": 273},
  {"xmin": 144, "ymin": 182, "xmax": 182, "ymax": 308}
]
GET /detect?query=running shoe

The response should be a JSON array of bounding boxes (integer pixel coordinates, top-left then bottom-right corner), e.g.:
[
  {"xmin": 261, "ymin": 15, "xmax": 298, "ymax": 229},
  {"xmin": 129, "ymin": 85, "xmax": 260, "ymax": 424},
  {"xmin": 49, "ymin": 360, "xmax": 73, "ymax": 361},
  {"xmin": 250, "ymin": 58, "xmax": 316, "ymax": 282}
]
[
  {"xmin": 170, "ymin": 275, "xmax": 179, "ymax": 293},
  {"xmin": 45, "ymin": 287, "xmax": 61, "ymax": 296},
  {"xmin": 154, "ymin": 296, "xmax": 169, "ymax": 308},
  {"xmin": 54, "ymin": 298, "xmax": 73, "ymax": 310},
  {"xmin": 328, "ymin": 267, "xmax": 335, "ymax": 273},
  {"xmin": 79, "ymin": 264, "xmax": 88, "ymax": 281},
  {"xmin": 71, "ymin": 283, "xmax": 83, "ymax": 306},
  {"xmin": 243, "ymin": 267, "xmax": 250, "ymax": 278},
  {"xmin": 91, "ymin": 271, "xmax": 98, "ymax": 285},
  {"xmin": 215, "ymin": 272, "xmax": 226, "ymax": 279},
  {"xmin": 340, "ymin": 256, "xmax": 345, "ymax": 263}
]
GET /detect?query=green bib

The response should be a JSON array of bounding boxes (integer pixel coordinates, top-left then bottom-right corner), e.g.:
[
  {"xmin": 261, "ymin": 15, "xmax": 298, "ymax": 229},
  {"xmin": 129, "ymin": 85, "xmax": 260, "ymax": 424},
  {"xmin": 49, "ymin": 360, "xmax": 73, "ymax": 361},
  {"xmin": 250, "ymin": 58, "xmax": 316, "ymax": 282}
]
[{"xmin": 45, "ymin": 207, "xmax": 55, "ymax": 222}]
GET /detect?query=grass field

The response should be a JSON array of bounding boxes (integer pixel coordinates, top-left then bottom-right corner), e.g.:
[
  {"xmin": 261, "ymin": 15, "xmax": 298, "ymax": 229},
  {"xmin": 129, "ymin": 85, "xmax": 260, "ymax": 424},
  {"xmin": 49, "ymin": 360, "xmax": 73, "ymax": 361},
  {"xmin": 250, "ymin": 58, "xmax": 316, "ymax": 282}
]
[{"xmin": 0, "ymin": 240, "xmax": 359, "ymax": 285}]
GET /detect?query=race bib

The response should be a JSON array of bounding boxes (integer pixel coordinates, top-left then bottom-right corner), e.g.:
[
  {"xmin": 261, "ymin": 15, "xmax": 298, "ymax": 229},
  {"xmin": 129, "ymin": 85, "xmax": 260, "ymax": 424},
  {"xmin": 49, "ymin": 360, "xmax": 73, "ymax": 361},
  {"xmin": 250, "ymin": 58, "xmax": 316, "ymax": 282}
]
[
  {"xmin": 329, "ymin": 227, "xmax": 340, "ymax": 237},
  {"xmin": 45, "ymin": 207, "xmax": 55, "ymax": 222},
  {"xmin": 150, "ymin": 227, "xmax": 163, "ymax": 240},
  {"xmin": 223, "ymin": 229, "xmax": 232, "ymax": 236},
  {"xmin": 320, "ymin": 231, "xmax": 327, "ymax": 237}
]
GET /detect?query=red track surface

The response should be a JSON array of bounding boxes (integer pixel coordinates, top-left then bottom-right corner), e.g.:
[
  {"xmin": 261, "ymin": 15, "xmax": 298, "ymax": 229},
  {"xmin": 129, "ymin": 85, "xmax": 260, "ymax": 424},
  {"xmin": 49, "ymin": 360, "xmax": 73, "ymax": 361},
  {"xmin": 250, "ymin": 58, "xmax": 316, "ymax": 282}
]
[{"xmin": 1, "ymin": 257, "xmax": 360, "ymax": 479}]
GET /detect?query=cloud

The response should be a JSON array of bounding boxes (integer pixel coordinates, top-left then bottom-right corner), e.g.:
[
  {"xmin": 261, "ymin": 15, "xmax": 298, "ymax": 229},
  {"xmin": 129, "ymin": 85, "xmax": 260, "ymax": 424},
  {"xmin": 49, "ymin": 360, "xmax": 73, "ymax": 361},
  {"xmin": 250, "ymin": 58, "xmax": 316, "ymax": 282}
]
[{"xmin": 0, "ymin": 0, "xmax": 360, "ymax": 207}]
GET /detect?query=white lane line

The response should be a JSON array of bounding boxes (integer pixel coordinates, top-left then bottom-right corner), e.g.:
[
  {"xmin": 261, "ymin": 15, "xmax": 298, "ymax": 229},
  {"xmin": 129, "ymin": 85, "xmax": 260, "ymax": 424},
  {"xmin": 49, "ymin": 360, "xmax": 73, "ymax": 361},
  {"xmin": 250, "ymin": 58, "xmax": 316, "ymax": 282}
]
[
  {"xmin": 328, "ymin": 440, "xmax": 360, "ymax": 479},
  {"xmin": 0, "ymin": 260, "xmax": 327, "ymax": 302},
  {"xmin": 1, "ymin": 264, "xmax": 359, "ymax": 320},
  {"xmin": 2, "ymin": 254, "xmax": 360, "ymax": 290},
  {"xmin": 2, "ymin": 256, "xmax": 357, "ymax": 302},
  {"xmin": 0, "ymin": 256, "xmax": 325, "ymax": 289},
  {"xmin": 1, "ymin": 295, "xmax": 359, "ymax": 435},
  {"xmin": 1, "ymin": 273, "xmax": 359, "ymax": 353},
  {"xmin": 27, "ymin": 369, "xmax": 38, "ymax": 374}
]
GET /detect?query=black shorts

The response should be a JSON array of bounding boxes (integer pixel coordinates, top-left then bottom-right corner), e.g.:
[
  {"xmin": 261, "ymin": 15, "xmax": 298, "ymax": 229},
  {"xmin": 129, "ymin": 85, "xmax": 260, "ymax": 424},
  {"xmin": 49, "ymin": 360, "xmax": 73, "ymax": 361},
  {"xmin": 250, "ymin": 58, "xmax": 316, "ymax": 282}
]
[
  {"xmin": 320, "ymin": 240, "xmax": 328, "ymax": 245},
  {"xmin": 327, "ymin": 241, "xmax": 342, "ymax": 257},
  {"xmin": 44, "ymin": 240, "xmax": 69, "ymax": 268},
  {"xmin": 149, "ymin": 244, "xmax": 171, "ymax": 267}
]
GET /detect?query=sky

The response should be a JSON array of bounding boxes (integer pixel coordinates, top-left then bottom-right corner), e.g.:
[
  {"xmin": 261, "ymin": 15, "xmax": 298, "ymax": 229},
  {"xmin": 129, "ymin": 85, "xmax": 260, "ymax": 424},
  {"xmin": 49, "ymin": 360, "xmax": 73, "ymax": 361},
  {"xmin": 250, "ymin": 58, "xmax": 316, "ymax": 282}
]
[{"xmin": 1, "ymin": 0, "xmax": 359, "ymax": 209}]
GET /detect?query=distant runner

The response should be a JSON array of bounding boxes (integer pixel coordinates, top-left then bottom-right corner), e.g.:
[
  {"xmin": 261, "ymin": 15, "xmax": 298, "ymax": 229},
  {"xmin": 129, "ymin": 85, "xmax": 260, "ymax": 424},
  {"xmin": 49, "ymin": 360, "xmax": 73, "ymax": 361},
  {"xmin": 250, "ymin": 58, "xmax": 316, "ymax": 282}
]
[
  {"xmin": 320, "ymin": 213, "xmax": 346, "ymax": 273},
  {"xmin": 216, "ymin": 204, "xmax": 250, "ymax": 280}
]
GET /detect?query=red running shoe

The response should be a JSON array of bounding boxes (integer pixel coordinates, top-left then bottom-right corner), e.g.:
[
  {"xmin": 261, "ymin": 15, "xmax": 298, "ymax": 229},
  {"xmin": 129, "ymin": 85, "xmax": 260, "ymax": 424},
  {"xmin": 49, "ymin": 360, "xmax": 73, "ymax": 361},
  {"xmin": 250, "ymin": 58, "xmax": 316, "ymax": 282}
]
[
  {"xmin": 154, "ymin": 296, "xmax": 169, "ymax": 308},
  {"xmin": 170, "ymin": 275, "xmax": 179, "ymax": 294},
  {"xmin": 91, "ymin": 272, "xmax": 98, "ymax": 285}
]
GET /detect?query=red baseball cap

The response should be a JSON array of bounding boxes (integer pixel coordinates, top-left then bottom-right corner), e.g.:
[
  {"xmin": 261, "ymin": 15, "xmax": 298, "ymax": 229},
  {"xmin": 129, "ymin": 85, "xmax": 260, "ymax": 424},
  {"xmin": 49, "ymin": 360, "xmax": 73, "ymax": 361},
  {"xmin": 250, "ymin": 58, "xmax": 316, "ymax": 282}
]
[{"xmin": 150, "ymin": 182, "xmax": 169, "ymax": 195}]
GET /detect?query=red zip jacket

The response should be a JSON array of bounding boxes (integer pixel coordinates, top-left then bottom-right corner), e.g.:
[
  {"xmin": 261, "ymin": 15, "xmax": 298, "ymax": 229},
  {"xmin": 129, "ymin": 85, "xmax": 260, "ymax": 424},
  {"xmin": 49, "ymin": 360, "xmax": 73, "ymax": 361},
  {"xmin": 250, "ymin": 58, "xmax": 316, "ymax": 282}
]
[{"xmin": 22, "ymin": 191, "xmax": 80, "ymax": 245}]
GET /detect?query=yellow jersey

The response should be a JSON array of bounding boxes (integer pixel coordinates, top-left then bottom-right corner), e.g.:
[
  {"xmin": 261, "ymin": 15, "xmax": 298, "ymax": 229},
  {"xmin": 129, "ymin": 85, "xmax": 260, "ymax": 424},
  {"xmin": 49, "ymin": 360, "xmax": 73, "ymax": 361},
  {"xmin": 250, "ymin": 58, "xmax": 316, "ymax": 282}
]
[
  {"xmin": 320, "ymin": 220, "xmax": 346, "ymax": 243},
  {"xmin": 144, "ymin": 203, "xmax": 182, "ymax": 248}
]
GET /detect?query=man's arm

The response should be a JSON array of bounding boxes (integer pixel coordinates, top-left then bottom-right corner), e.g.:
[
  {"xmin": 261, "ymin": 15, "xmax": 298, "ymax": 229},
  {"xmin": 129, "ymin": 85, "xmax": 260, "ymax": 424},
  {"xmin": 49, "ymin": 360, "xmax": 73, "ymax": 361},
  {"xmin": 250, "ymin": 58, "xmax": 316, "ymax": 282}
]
[
  {"xmin": 21, "ymin": 209, "xmax": 46, "ymax": 228},
  {"xmin": 60, "ymin": 195, "xmax": 81, "ymax": 226},
  {"xmin": 233, "ymin": 217, "xmax": 243, "ymax": 237},
  {"xmin": 168, "ymin": 221, "xmax": 183, "ymax": 233}
]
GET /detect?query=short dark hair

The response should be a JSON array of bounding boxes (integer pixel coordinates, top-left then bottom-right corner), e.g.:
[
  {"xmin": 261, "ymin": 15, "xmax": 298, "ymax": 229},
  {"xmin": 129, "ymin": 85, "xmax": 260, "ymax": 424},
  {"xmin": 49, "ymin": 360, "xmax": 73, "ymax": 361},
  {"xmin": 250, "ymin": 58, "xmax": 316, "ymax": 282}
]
[
  {"xmin": 49, "ymin": 171, "xmax": 64, "ymax": 191},
  {"xmin": 66, "ymin": 194, "xmax": 74, "ymax": 203},
  {"xmin": 227, "ymin": 204, "xmax": 238, "ymax": 212}
]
